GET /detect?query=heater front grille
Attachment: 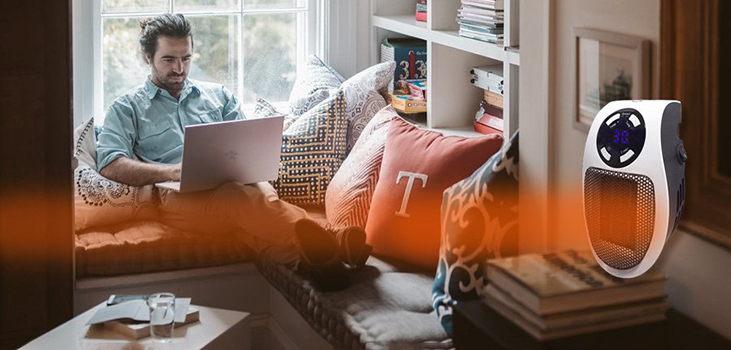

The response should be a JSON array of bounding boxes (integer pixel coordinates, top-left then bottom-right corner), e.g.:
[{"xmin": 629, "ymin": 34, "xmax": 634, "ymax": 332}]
[{"xmin": 584, "ymin": 167, "xmax": 655, "ymax": 270}]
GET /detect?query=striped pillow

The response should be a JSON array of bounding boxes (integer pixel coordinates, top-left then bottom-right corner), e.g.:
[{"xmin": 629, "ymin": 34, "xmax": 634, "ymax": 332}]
[{"xmin": 325, "ymin": 106, "xmax": 397, "ymax": 227}]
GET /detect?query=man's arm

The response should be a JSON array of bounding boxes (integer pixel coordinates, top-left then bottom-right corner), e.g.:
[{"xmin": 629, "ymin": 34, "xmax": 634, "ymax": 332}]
[{"xmin": 100, "ymin": 157, "xmax": 181, "ymax": 187}]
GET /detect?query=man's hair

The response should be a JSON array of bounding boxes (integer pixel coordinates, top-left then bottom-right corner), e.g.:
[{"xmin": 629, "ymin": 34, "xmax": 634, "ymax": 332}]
[{"xmin": 139, "ymin": 13, "xmax": 193, "ymax": 60}]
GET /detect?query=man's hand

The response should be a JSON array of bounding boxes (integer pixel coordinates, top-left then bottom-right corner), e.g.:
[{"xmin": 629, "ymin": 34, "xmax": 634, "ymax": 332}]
[
  {"xmin": 100, "ymin": 157, "xmax": 182, "ymax": 187},
  {"xmin": 167, "ymin": 163, "xmax": 182, "ymax": 182}
]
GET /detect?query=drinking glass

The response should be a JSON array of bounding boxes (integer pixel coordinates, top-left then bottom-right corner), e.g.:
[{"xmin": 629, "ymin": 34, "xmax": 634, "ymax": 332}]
[{"xmin": 148, "ymin": 292, "xmax": 176, "ymax": 342}]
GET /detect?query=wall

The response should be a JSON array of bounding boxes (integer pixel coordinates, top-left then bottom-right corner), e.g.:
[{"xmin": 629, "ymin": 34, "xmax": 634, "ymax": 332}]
[{"xmin": 532, "ymin": 0, "xmax": 731, "ymax": 339}]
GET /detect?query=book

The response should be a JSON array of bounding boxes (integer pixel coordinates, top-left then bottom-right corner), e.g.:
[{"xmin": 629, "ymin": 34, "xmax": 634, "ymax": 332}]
[
  {"xmin": 471, "ymin": 78, "xmax": 503, "ymax": 94},
  {"xmin": 485, "ymin": 292, "xmax": 666, "ymax": 340},
  {"xmin": 471, "ymin": 64, "xmax": 504, "ymax": 83},
  {"xmin": 381, "ymin": 38, "xmax": 427, "ymax": 92},
  {"xmin": 474, "ymin": 122, "xmax": 502, "ymax": 135},
  {"xmin": 416, "ymin": 11, "xmax": 427, "ymax": 22},
  {"xmin": 485, "ymin": 250, "xmax": 667, "ymax": 315},
  {"xmin": 390, "ymin": 94, "xmax": 427, "ymax": 114},
  {"xmin": 461, "ymin": 0, "xmax": 505, "ymax": 11},
  {"xmin": 457, "ymin": 18, "xmax": 503, "ymax": 29},
  {"xmin": 475, "ymin": 100, "xmax": 503, "ymax": 131},
  {"xmin": 484, "ymin": 90, "xmax": 504, "ymax": 108},
  {"xmin": 460, "ymin": 30, "xmax": 504, "ymax": 45},
  {"xmin": 483, "ymin": 284, "xmax": 670, "ymax": 331},
  {"xmin": 459, "ymin": 6, "xmax": 505, "ymax": 18},
  {"xmin": 105, "ymin": 306, "xmax": 201, "ymax": 340},
  {"xmin": 404, "ymin": 78, "xmax": 427, "ymax": 99}
]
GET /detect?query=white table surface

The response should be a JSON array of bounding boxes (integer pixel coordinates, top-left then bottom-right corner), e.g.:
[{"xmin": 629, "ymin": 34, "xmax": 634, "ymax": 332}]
[{"xmin": 20, "ymin": 303, "xmax": 250, "ymax": 350}]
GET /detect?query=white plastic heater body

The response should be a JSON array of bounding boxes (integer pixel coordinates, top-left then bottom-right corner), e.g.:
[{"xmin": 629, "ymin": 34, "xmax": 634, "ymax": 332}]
[{"xmin": 582, "ymin": 100, "xmax": 685, "ymax": 279}]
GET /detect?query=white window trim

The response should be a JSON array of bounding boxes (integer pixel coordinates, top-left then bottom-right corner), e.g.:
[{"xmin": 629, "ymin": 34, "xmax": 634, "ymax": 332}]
[{"xmin": 73, "ymin": 0, "xmax": 335, "ymax": 127}]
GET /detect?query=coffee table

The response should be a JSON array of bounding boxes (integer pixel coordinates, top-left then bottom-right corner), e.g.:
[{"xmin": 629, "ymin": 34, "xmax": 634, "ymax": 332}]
[{"xmin": 20, "ymin": 303, "xmax": 250, "ymax": 350}]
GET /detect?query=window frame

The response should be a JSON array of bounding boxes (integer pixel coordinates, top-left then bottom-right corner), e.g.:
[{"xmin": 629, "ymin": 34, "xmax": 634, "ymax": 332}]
[
  {"xmin": 661, "ymin": 0, "xmax": 731, "ymax": 250},
  {"xmin": 73, "ymin": 0, "xmax": 330, "ymax": 127}
]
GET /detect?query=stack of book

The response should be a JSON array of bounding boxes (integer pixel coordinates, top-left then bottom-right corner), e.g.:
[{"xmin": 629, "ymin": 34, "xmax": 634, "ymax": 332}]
[
  {"xmin": 390, "ymin": 79, "xmax": 427, "ymax": 114},
  {"xmin": 471, "ymin": 64, "xmax": 504, "ymax": 134},
  {"xmin": 416, "ymin": 0, "xmax": 427, "ymax": 22},
  {"xmin": 457, "ymin": 0, "xmax": 505, "ymax": 44},
  {"xmin": 483, "ymin": 250, "xmax": 669, "ymax": 340}
]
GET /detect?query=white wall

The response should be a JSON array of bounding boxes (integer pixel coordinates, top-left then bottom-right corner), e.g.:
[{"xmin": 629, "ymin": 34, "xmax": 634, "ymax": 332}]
[{"xmin": 520, "ymin": 0, "xmax": 731, "ymax": 339}]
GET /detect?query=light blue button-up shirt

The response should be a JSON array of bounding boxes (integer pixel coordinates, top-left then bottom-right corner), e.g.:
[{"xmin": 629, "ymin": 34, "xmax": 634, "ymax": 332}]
[{"xmin": 97, "ymin": 78, "xmax": 244, "ymax": 171}]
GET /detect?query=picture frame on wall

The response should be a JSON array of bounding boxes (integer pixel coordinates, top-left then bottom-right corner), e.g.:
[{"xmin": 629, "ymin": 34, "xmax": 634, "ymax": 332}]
[{"xmin": 573, "ymin": 28, "xmax": 651, "ymax": 131}]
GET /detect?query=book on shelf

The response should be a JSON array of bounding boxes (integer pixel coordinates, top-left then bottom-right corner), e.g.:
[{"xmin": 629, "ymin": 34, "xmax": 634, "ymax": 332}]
[
  {"xmin": 458, "ymin": 6, "xmax": 504, "ymax": 18},
  {"xmin": 461, "ymin": 0, "xmax": 505, "ymax": 11},
  {"xmin": 105, "ymin": 306, "xmax": 201, "ymax": 340},
  {"xmin": 390, "ymin": 93, "xmax": 427, "ymax": 114},
  {"xmin": 416, "ymin": 0, "xmax": 427, "ymax": 22},
  {"xmin": 471, "ymin": 78, "xmax": 503, "ymax": 94},
  {"xmin": 484, "ymin": 250, "xmax": 667, "ymax": 316},
  {"xmin": 381, "ymin": 38, "xmax": 427, "ymax": 92},
  {"xmin": 484, "ymin": 90, "xmax": 504, "ymax": 108},
  {"xmin": 475, "ymin": 100, "xmax": 503, "ymax": 131},
  {"xmin": 471, "ymin": 64, "xmax": 504, "ymax": 83},
  {"xmin": 474, "ymin": 122, "xmax": 502, "ymax": 135},
  {"xmin": 457, "ymin": 18, "xmax": 503, "ymax": 29}
]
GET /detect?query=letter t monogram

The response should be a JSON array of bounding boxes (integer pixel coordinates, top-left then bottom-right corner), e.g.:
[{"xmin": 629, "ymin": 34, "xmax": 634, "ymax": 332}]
[{"xmin": 395, "ymin": 171, "xmax": 428, "ymax": 218}]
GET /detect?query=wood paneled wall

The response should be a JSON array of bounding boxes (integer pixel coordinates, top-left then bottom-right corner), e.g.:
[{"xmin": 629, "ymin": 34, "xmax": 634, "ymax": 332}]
[{"xmin": 0, "ymin": 1, "xmax": 74, "ymax": 348}]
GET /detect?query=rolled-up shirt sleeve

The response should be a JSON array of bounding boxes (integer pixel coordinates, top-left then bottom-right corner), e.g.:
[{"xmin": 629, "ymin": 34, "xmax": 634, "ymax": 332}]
[
  {"xmin": 96, "ymin": 100, "xmax": 136, "ymax": 172},
  {"xmin": 221, "ymin": 86, "xmax": 245, "ymax": 121}
]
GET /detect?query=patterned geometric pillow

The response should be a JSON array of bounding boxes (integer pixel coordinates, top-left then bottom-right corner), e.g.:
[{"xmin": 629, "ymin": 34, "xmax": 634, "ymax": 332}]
[
  {"xmin": 273, "ymin": 91, "xmax": 348, "ymax": 206},
  {"xmin": 74, "ymin": 163, "xmax": 158, "ymax": 231},
  {"xmin": 431, "ymin": 132, "xmax": 519, "ymax": 336},
  {"xmin": 325, "ymin": 105, "xmax": 397, "ymax": 228},
  {"xmin": 252, "ymin": 98, "xmax": 297, "ymax": 131},
  {"xmin": 74, "ymin": 117, "xmax": 97, "ymax": 171},
  {"xmin": 288, "ymin": 55, "xmax": 345, "ymax": 116},
  {"xmin": 339, "ymin": 61, "xmax": 396, "ymax": 153}
]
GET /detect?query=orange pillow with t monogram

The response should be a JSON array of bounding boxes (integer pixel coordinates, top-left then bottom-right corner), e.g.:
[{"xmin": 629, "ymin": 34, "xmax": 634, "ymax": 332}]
[{"xmin": 365, "ymin": 118, "xmax": 503, "ymax": 269}]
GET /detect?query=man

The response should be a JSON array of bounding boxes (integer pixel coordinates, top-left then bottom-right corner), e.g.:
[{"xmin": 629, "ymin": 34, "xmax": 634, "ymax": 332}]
[{"xmin": 96, "ymin": 13, "xmax": 368, "ymax": 290}]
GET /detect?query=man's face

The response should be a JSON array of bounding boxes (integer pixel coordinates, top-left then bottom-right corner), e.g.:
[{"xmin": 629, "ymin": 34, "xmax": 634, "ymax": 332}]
[{"xmin": 148, "ymin": 36, "xmax": 192, "ymax": 94}]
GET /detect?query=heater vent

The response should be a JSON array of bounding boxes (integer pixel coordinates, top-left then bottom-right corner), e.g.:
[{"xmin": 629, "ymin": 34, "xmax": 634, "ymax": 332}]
[{"xmin": 585, "ymin": 167, "xmax": 655, "ymax": 270}]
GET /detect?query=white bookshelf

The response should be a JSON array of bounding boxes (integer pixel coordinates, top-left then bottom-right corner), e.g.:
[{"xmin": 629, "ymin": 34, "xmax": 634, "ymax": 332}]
[{"xmin": 370, "ymin": 0, "xmax": 520, "ymax": 140}]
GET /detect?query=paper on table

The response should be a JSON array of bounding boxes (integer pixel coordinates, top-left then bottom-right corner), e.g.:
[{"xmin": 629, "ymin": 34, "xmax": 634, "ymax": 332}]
[{"xmin": 86, "ymin": 298, "xmax": 191, "ymax": 325}]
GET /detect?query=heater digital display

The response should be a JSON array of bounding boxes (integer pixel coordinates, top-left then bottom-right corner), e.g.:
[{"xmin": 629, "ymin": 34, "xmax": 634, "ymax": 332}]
[{"xmin": 596, "ymin": 109, "xmax": 646, "ymax": 168}]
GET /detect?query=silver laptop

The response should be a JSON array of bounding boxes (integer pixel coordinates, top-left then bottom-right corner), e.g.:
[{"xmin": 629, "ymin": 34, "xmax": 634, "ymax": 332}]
[{"xmin": 156, "ymin": 116, "xmax": 284, "ymax": 193}]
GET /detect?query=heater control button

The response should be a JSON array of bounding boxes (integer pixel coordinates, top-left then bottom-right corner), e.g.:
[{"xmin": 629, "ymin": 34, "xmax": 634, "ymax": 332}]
[
  {"xmin": 601, "ymin": 147, "xmax": 612, "ymax": 161},
  {"xmin": 606, "ymin": 114, "xmax": 621, "ymax": 126},
  {"xmin": 620, "ymin": 149, "xmax": 635, "ymax": 163},
  {"xmin": 629, "ymin": 114, "xmax": 641, "ymax": 127},
  {"xmin": 677, "ymin": 143, "xmax": 687, "ymax": 164}
]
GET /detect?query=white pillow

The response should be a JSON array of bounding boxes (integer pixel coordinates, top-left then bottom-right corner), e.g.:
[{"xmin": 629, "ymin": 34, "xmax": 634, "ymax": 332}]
[
  {"xmin": 288, "ymin": 55, "xmax": 345, "ymax": 116},
  {"xmin": 73, "ymin": 118, "xmax": 97, "ymax": 171},
  {"xmin": 74, "ymin": 162, "xmax": 158, "ymax": 231},
  {"xmin": 325, "ymin": 105, "xmax": 397, "ymax": 227}
]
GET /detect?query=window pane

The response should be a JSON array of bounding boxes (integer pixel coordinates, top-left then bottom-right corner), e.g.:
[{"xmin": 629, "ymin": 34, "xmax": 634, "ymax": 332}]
[
  {"xmin": 243, "ymin": 13, "xmax": 297, "ymax": 104},
  {"xmin": 175, "ymin": 0, "xmax": 238, "ymax": 12},
  {"xmin": 243, "ymin": 0, "xmax": 301, "ymax": 10},
  {"xmin": 103, "ymin": 18, "xmax": 150, "ymax": 112},
  {"xmin": 187, "ymin": 15, "xmax": 240, "ymax": 95},
  {"xmin": 103, "ymin": 0, "xmax": 168, "ymax": 13}
]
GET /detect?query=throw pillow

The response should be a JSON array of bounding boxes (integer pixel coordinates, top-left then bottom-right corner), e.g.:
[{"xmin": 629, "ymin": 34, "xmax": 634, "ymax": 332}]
[
  {"xmin": 365, "ymin": 118, "xmax": 503, "ymax": 269},
  {"xmin": 74, "ymin": 162, "xmax": 158, "ymax": 231},
  {"xmin": 339, "ymin": 61, "xmax": 396, "ymax": 153},
  {"xmin": 252, "ymin": 98, "xmax": 297, "ymax": 131},
  {"xmin": 325, "ymin": 105, "xmax": 397, "ymax": 228},
  {"xmin": 288, "ymin": 55, "xmax": 345, "ymax": 116},
  {"xmin": 74, "ymin": 117, "xmax": 97, "ymax": 171},
  {"xmin": 431, "ymin": 132, "xmax": 519, "ymax": 336},
  {"xmin": 273, "ymin": 91, "xmax": 348, "ymax": 206}
]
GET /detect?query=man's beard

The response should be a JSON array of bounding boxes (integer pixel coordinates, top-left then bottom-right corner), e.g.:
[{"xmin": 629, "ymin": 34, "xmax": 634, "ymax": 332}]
[{"xmin": 151, "ymin": 65, "xmax": 186, "ymax": 93}]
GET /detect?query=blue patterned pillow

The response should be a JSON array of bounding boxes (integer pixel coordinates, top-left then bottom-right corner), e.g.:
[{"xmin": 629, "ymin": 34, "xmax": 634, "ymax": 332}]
[{"xmin": 431, "ymin": 132, "xmax": 519, "ymax": 336}]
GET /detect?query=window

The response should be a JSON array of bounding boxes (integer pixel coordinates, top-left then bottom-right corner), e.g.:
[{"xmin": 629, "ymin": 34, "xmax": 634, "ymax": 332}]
[{"xmin": 85, "ymin": 0, "xmax": 325, "ymax": 125}]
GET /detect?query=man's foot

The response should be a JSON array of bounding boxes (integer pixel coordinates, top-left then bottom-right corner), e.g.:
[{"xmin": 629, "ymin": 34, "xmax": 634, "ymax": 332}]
[{"xmin": 294, "ymin": 219, "xmax": 348, "ymax": 291}]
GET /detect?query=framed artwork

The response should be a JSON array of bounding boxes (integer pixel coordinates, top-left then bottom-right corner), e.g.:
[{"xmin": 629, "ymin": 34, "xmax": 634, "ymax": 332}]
[{"xmin": 573, "ymin": 28, "xmax": 651, "ymax": 131}]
